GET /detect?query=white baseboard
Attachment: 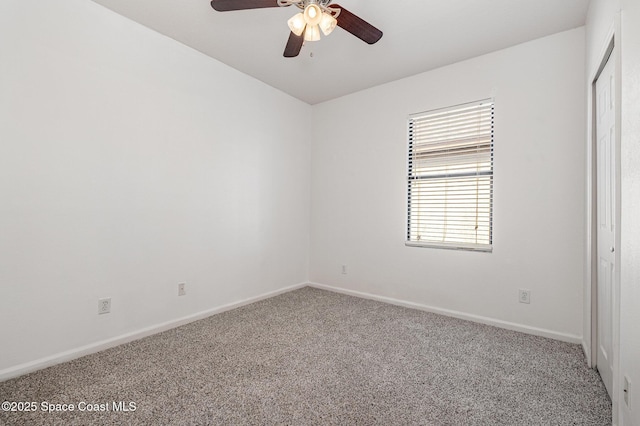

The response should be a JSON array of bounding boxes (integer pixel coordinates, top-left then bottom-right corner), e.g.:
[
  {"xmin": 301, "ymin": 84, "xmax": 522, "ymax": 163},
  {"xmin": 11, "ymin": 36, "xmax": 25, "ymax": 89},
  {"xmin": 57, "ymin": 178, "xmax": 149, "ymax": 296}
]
[
  {"xmin": 2, "ymin": 281, "xmax": 584, "ymax": 382},
  {"xmin": 308, "ymin": 282, "xmax": 583, "ymax": 344},
  {"xmin": 582, "ymin": 340, "xmax": 593, "ymax": 367},
  {"xmin": 0, "ymin": 282, "xmax": 307, "ymax": 382}
]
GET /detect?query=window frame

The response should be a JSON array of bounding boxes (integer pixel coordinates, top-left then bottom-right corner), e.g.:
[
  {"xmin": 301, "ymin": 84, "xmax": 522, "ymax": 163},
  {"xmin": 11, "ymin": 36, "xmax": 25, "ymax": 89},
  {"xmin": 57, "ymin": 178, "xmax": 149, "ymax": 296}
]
[{"xmin": 405, "ymin": 99, "xmax": 494, "ymax": 252}]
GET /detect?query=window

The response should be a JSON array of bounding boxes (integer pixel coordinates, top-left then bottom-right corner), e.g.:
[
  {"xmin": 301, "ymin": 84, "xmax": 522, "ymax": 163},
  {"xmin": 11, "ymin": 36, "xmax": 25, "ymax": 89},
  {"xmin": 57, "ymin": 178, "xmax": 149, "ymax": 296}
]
[{"xmin": 406, "ymin": 99, "xmax": 494, "ymax": 251}]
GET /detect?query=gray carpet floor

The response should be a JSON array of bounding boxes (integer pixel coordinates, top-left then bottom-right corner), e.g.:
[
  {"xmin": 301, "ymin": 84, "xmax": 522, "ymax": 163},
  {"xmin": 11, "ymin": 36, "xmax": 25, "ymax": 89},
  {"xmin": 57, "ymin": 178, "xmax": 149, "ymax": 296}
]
[{"xmin": 0, "ymin": 287, "xmax": 611, "ymax": 425}]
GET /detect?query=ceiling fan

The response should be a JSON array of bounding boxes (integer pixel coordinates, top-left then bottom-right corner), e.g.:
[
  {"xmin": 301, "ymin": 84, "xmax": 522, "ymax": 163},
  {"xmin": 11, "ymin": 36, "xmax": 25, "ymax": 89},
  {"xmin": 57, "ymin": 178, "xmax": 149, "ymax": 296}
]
[{"xmin": 210, "ymin": 0, "xmax": 383, "ymax": 58}]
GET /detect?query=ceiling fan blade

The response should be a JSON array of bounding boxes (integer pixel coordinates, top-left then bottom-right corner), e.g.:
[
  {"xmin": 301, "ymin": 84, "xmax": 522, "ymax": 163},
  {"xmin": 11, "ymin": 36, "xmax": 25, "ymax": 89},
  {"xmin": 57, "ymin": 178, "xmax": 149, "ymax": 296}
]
[
  {"xmin": 283, "ymin": 32, "xmax": 304, "ymax": 57},
  {"xmin": 332, "ymin": 4, "xmax": 383, "ymax": 44},
  {"xmin": 210, "ymin": 0, "xmax": 280, "ymax": 12}
]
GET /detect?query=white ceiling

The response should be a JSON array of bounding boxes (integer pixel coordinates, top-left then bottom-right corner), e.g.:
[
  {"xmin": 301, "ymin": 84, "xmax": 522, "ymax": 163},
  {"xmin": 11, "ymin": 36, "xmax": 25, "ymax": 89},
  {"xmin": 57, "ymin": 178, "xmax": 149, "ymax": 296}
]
[{"xmin": 89, "ymin": 0, "xmax": 590, "ymax": 104}]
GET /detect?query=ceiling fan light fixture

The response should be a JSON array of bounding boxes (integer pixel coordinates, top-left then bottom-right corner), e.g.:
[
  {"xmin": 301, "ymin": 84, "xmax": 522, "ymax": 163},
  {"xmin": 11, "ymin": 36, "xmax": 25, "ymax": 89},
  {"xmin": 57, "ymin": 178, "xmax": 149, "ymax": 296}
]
[
  {"xmin": 303, "ymin": 3, "xmax": 322, "ymax": 26},
  {"xmin": 288, "ymin": 12, "xmax": 306, "ymax": 36},
  {"xmin": 319, "ymin": 12, "xmax": 337, "ymax": 36},
  {"xmin": 304, "ymin": 24, "xmax": 321, "ymax": 42}
]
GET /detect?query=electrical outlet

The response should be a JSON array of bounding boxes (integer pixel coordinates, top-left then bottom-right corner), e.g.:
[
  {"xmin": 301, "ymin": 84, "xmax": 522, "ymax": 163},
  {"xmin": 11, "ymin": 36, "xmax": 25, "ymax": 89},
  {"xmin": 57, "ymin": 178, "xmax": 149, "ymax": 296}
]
[
  {"xmin": 518, "ymin": 289, "xmax": 531, "ymax": 304},
  {"xmin": 341, "ymin": 265, "xmax": 347, "ymax": 275},
  {"xmin": 178, "ymin": 282, "xmax": 186, "ymax": 296},
  {"xmin": 623, "ymin": 376, "xmax": 631, "ymax": 406},
  {"xmin": 98, "ymin": 298, "xmax": 111, "ymax": 314}
]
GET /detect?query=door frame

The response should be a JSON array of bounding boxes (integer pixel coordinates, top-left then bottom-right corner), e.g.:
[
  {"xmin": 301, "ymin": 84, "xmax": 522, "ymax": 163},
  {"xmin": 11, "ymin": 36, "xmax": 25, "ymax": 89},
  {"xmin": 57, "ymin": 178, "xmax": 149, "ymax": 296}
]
[{"xmin": 586, "ymin": 17, "xmax": 622, "ymax": 422}]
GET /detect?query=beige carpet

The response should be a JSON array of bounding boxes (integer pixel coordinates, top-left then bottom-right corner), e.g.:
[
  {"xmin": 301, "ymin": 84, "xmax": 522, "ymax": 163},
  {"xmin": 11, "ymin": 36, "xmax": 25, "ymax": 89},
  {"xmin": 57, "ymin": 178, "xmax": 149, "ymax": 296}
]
[{"xmin": 0, "ymin": 287, "xmax": 611, "ymax": 425}]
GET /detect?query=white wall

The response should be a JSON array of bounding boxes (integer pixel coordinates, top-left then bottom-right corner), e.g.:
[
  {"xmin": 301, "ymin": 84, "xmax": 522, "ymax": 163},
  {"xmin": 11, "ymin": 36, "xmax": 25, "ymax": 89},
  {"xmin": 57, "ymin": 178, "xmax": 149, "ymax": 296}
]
[
  {"xmin": 586, "ymin": 0, "xmax": 640, "ymax": 423},
  {"xmin": 618, "ymin": 2, "xmax": 640, "ymax": 423},
  {"xmin": 310, "ymin": 28, "xmax": 586, "ymax": 341},
  {"xmin": 618, "ymin": 3, "xmax": 640, "ymax": 422},
  {"xmin": 0, "ymin": 0, "xmax": 311, "ymax": 378}
]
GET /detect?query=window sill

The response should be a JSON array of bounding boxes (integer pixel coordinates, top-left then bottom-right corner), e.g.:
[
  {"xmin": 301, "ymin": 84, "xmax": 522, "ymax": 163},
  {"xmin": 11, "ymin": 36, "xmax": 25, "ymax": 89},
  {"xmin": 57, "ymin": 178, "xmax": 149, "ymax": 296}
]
[{"xmin": 405, "ymin": 241, "xmax": 493, "ymax": 253}]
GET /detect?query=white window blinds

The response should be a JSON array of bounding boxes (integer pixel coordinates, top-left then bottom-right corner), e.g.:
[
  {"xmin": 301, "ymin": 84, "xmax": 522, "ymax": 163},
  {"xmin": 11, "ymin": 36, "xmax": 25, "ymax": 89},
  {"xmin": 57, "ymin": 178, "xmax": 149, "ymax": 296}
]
[{"xmin": 407, "ymin": 99, "xmax": 494, "ymax": 251}]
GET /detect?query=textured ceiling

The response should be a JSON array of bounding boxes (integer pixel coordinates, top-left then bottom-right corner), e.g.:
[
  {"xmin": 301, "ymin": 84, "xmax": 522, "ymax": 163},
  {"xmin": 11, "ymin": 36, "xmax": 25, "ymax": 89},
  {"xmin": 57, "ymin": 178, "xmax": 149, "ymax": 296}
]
[{"xmin": 90, "ymin": 0, "xmax": 590, "ymax": 104}]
